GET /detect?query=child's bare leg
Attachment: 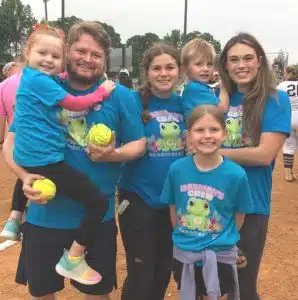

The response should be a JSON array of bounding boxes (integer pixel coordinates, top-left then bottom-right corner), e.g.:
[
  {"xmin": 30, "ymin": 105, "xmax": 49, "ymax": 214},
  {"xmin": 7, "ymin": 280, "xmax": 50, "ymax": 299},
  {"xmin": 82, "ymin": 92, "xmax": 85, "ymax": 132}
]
[
  {"xmin": 10, "ymin": 210, "xmax": 23, "ymax": 221},
  {"xmin": 68, "ymin": 240, "xmax": 86, "ymax": 257}
]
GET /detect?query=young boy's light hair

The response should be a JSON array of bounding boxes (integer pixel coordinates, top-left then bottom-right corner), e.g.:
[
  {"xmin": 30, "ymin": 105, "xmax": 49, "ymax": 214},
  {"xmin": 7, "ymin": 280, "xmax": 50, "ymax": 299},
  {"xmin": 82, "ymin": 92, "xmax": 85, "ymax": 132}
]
[{"xmin": 181, "ymin": 38, "xmax": 216, "ymax": 67}]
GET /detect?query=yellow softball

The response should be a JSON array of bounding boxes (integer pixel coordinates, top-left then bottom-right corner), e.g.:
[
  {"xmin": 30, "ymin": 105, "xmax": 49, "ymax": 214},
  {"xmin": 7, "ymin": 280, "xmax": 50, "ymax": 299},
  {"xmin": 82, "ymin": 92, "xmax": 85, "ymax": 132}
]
[
  {"xmin": 87, "ymin": 123, "xmax": 113, "ymax": 146},
  {"xmin": 32, "ymin": 178, "xmax": 56, "ymax": 201}
]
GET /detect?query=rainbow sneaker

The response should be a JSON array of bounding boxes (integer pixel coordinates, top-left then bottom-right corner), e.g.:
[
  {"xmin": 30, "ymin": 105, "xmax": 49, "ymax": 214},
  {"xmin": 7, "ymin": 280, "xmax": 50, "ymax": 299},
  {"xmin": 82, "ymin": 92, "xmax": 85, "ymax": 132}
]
[
  {"xmin": 0, "ymin": 219, "xmax": 21, "ymax": 241},
  {"xmin": 55, "ymin": 250, "xmax": 102, "ymax": 285}
]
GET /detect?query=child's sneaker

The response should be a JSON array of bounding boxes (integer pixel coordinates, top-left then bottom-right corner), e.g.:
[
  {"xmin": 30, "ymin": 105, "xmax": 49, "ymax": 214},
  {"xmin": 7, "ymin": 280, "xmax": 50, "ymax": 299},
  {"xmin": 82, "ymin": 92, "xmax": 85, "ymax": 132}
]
[
  {"xmin": 0, "ymin": 219, "xmax": 21, "ymax": 241},
  {"xmin": 55, "ymin": 250, "xmax": 102, "ymax": 285}
]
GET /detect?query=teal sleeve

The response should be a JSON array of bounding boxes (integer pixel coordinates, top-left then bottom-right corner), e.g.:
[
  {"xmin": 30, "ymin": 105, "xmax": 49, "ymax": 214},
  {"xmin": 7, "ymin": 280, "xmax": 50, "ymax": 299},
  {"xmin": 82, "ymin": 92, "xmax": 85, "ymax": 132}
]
[
  {"xmin": 29, "ymin": 72, "xmax": 68, "ymax": 107},
  {"xmin": 262, "ymin": 91, "xmax": 291, "ymax": 136},
  {"xmin": 182, "ymin": 81, "xmax": 219, "ymax": 120},
  {"xmin": 160, "ymin": 169, "xmax": 175, "ymax": 205},
  {"xmin": 234, "ymin": 173, "xmax": 254, "ymax": 214},
  {"xmin": 118, "ymin": 87, "xmax": 144, "ymax": 143}
]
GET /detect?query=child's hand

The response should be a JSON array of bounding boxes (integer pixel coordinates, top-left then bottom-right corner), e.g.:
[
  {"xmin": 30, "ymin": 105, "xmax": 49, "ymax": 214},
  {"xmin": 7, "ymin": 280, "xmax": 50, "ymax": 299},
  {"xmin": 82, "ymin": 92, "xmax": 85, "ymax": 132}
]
[
  {"xmin": 237, "ymin": 249, "xmax": 247, "ymax": 269},
  {"xmin": 101, "ymin": 80, "xmax": 115, "ymax": 94}
]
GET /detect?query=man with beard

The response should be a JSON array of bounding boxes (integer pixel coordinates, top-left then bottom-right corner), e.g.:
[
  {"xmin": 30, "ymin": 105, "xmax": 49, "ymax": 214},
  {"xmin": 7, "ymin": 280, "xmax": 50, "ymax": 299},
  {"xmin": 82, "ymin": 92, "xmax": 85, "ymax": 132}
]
[{"xmin": 3, "ymin": 21, "xmax": 146, "ymax": 300}]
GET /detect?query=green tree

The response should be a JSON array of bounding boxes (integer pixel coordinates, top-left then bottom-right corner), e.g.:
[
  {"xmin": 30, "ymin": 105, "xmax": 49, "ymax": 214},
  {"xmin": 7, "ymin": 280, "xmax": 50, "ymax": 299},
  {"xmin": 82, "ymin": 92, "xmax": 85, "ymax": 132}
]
[
  {"xmin": 48, "ymin": 16, "xmax": 83, "ymax": 36},
  {"xmin": 272, "ymin": 50, "xmax": 287, "ymax": 84},
  {"xmin": 48, "ymin": 18, "xmax": 121, "ymax": 48},
  {"xmin": 163, "ymin": 29, "xmax": 184, "ymax": 49},
  {"xmin": 126, "ymin": 32, "xmax": 160, "ymax": 77},
  {"xmin": 0, "ymin": 0, "xmax": 36, "ymax": 61},
  {"xmin": 163, "ymin": 29, "xmax": 221, "ymax": 53},
  {"xmin": 96, "ymin": 22, "xmax": 121, "ymax": 48}
]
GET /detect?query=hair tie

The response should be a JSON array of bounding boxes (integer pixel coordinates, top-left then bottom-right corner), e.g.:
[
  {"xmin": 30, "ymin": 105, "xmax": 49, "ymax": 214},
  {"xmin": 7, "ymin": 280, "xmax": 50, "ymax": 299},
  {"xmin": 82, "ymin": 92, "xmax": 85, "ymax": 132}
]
[{"xmin": 32, "ymin": 23, "xmax": 65, "ymax": 39}]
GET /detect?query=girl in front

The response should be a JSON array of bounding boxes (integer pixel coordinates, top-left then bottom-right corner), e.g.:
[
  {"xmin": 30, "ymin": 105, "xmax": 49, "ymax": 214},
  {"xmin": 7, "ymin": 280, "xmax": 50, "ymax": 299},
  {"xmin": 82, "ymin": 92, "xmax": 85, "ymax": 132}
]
[
  {"xmin": 161, "ymin": 105, "xmax": 254, "ymax": 300},
  {"xmin": 1, "ymin": 24, "xmax": 115, "ymax": 285}
]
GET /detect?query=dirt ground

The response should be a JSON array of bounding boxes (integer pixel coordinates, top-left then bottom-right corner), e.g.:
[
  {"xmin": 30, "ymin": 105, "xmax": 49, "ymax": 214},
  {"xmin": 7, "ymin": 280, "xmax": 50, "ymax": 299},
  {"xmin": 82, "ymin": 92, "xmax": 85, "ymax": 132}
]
[{"xmin": 0, "ymin": 153, "xmax": 297, "ymax": 300}]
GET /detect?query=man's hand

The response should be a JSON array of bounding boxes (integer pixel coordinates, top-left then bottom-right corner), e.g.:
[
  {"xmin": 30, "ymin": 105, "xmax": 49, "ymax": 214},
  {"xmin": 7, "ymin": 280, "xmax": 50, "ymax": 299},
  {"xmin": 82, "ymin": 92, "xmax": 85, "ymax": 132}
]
[
  {"xmin": 22, "ymin": 173, "xmax": 48, "ymax": 204},
  {"xmin": 86, "ymin": 131, "xmax": 116, "ymax": 162}
]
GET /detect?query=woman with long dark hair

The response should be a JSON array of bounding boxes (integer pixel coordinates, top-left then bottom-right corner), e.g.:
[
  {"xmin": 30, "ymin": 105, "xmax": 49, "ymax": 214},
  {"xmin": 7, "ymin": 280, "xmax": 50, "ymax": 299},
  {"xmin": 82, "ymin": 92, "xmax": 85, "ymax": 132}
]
[{"xmin": 218, "ymin": 33, "xmax": 291, "ymax": 300}]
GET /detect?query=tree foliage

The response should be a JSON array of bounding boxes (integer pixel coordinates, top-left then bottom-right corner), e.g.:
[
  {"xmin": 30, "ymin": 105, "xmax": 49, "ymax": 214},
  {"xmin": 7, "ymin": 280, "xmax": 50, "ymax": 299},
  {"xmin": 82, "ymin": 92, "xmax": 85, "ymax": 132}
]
[
  {"xmin": 272, "ymin": 50, "xmax": 288, "ymax": 84},
  {"xmin": 48, "ymin": 16, "xmax": 83, "ymax": 36},
  {"xmin": 0, "ymin": 0, "xmax": 36, "ymax": 62},
  {"xmin": 0, "ymin": 3, "xmax": 222, "ymax": 79},
  {"xmin": 47, "ymin": 17, "xmax": 122, "ymax": 48},
  {"xmin": 163, "ymin": 29, "xmax": 184, "ymax": 49},
  {"xmin": 96, "ymin": 22, "xmax": 121, "ymax": 48},
  {"xmin": 126, "ymin": 33, "xmax": 160, "ymax": 77},
  {"xmin": 163, "ymin": 29, "xmax": 221, "ymax": 53}
]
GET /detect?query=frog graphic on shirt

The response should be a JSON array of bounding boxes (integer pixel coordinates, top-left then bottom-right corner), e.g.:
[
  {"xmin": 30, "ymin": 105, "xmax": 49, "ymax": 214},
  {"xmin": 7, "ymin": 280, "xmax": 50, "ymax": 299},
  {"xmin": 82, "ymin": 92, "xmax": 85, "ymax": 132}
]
[
  {"xmin": 224, "ymin": 117, "xmax": 242, "ymax": 146},
  {"xmin": 179, "ymin": 197, "xmax": 222, "ymax": 232},
  {"xmin": 60, "ymin": 110, "xmax": 88, "ymax": 147},
  {"xmin": 156, "ymin": 122, "xmax": 183, "ymax": 151}
]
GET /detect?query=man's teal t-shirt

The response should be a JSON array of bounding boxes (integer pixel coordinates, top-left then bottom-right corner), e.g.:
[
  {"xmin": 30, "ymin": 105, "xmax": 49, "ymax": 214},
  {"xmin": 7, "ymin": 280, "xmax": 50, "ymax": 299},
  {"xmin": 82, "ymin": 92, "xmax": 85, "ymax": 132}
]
[
  {"xmin": 119, "ymin": 91, "xmax": 185, "ymax": 208},
  {"xmin": 161, "ymin": 155, "xmax": 254, "ymax": 252},
  {"xmin": 25, "ymin": 81, "xmax": 144, "ymax": 229},
  {"xmin": 223, "ymin": 90, "xmax": 291, "ymax": 215}
]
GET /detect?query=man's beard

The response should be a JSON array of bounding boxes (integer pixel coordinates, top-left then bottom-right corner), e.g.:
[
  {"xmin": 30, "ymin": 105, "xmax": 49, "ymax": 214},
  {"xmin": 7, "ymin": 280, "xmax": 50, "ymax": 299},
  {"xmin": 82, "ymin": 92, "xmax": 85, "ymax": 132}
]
[{"xmin": 66, "ymin": 61, "xmax": 103, "ymax": 86}]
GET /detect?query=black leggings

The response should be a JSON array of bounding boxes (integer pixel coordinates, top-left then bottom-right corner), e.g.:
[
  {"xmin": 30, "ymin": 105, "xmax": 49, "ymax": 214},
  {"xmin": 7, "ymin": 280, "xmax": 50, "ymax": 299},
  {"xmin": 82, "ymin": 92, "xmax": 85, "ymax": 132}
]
[
  {"xmin": 236, "ymin": 214, "xmax": 269, "ymax": 300},
  {"xmin": 11, "ymin": 162, "xmax": 108, "ymax": 247},
  {"xmin": 118, "ymin": 188, "xmax": 173, "ymax": 300}
]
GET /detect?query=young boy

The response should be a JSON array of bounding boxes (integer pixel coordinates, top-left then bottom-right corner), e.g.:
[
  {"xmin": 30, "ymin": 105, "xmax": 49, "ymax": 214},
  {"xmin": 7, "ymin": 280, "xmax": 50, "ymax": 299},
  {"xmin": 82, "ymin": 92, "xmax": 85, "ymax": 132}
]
[{"xmin": 181, "ymin": 38, "xmax": 229, "ymax": 120}]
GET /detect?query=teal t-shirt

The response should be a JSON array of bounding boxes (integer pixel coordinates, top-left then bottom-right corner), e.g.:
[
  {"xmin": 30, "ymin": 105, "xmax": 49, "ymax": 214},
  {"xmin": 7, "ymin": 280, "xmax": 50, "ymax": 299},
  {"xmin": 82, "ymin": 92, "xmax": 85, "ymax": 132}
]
[
  {"xmin": 223, "ymin": 90, "xmax": 291, "ymax": 215},
  {"xmin": 182, "ymin": 80, "xmax": 219, "ymax": 121},
  {"xmin": 25, "ymin": 82, "xmax": 145, "ymax": 229},
  {"xmin": 14, "ymin": 67, "xmax": 68, "ymax": 167},
  {"xmin": 161, "ymin": 155, "xmax": 254, "ymax": 252},
  {"xmin": 120, "ymin": 91, "xmax": 185, "ymax": 208}
]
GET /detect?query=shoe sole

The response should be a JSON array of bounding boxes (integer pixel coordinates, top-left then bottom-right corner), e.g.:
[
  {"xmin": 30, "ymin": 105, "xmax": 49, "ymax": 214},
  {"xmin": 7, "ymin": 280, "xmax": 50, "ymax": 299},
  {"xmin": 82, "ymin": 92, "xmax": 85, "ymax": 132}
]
[
  {"xmin": 55, "ymin": 264, "xmax": 102, "ymax": 285},
  {"xmin": 0, "ymin": 230, "xmax": 20, "ymax": 241}
]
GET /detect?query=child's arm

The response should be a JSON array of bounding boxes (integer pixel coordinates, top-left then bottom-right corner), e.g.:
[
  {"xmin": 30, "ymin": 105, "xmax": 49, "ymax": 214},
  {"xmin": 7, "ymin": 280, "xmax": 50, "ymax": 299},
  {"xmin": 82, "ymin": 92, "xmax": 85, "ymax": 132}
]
[
  {"xmin": 235, "ymin": 213, "xmax": 245, "ymax": 230},
  {"xmin": 169, "ymin": 205, "xmax": 177, "ymax": 228},
  {"xmin": 218, "ymin": 84, "xmax": 229, "ymax": 112},
  {"xmin": 58, "ymin": 80, "xmax": 115, "ymax": 111}
]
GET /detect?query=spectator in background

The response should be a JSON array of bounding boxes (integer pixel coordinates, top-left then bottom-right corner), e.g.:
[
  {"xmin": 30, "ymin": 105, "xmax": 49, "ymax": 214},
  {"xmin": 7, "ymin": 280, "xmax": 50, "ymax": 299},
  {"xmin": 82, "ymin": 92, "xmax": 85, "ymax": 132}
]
[
  {"xmin": 2, "ymin": 62, "xmax": 20, "ymax": 78},
  {"xmin": 0, "ymin": 68, "xmax": 21, "ymax": 149},
  {"xmin": 119, "ymin": 71, "xmax": 132, "ymax": 89},
  {"xmin": 119, "ymin": 65, "xmax": 129, "ymax": 76},
  {"xmin": 277, "ymin": 65, "xmax": 298, "ymax": 181}
]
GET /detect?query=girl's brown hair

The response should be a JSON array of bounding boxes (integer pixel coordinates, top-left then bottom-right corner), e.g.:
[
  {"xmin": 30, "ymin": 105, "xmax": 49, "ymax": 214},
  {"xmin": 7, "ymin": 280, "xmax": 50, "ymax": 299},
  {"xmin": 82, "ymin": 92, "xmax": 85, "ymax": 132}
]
[
  {"xmin": 219, "ymin": 32, "xmax": 275, "ymax": 146},
  {"xmin": 139, "ymin": 42, "xmax": 181, "ymax": 123},
  {"xmin": 187, "ymin": 105, "xmax": 226, "ymax": 130}
]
